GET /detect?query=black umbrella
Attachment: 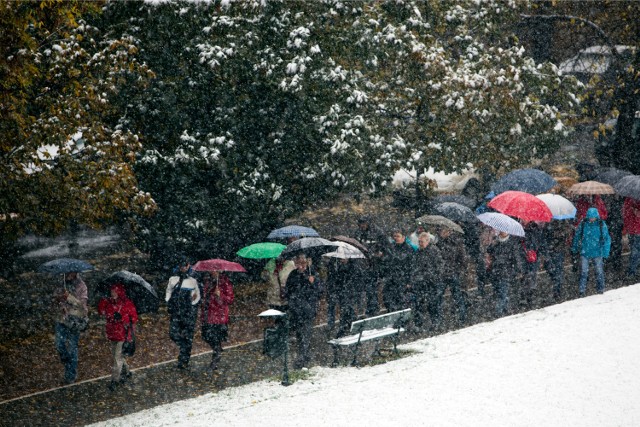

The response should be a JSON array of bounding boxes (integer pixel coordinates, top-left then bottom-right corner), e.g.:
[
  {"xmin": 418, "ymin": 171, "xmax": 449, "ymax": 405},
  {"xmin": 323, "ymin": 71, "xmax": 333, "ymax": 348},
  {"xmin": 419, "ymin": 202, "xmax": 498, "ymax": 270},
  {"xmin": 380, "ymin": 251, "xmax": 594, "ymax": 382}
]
[
  {"xmin": 490, "ymin": 168, "xmax": 557, "ymax": 195},
  {"xmin": 431, "ymin": 194, "xmax": 476, "ymax": 209},
  {"xmin": 280, "ymin": 237, "xmax": 337, "ymax": 258},
  {"xmin": 614, "ymin": 175, "xmax": 640, "ymax": 200},
  {"xmin": 433, "ymin": 202, "xmax": 478, "ymax": 223},
  {"xmin": 593, "ymin": 167, "xmax": 633, "ymax": 186},
  {"xmin": 98, "ymin": 271, "xmax": 159, "ymax": 314},
  {"xmin": 38, "ymin": 258, "xmax": 94, "ymax": 274}
]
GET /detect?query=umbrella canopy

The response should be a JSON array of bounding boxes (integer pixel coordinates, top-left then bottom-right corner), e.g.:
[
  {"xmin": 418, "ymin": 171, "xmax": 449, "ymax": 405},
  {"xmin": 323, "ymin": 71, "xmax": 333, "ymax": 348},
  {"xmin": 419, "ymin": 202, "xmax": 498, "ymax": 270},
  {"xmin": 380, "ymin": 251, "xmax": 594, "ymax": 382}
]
[
  {"xmin": 488, "ymin": 191, "xmax": 553, "ymax": 222},
  {"xmin": 593, "ymin": 167, "xmax": 633, "ymax": 186},
  {"xmin": 566, "ymin": 180, "xmax": 615, "ymax": 196},
  {"xmin": 331, "ymin": 235, "xmax": 368, "ymax": 254},
  {"xmin": 416, "ymin": 215, "xmax": 464, "ymax": 234},
  {"xmin": 491, "ymin": 168, "xmax": 557, "ymax": 195},
  {"xmin": 236, "ymin": 242, "xmax": 286, "ymax": 259},
  {"xmin": 614, "ymin": 175, "xmax": 640, "ymax": 199},
  {"xmin": 280, "ymin": 237, "xmax": 337, "ymax": 257},
  {"xmin": 536, "ymin": 194, "xmax": 577, "ymax": 220},
  {"xmin": 98, "ymin": 271, "xmax": 159, "ymax": 314},
  {"xmin": 193, "ymin": 259, "xmax": 247, "ymax": 272},
  {"xmin": 322, "ymin": 242, "xmax": 366, "ymax": 259},
  {"xmin": 433, "ymin": 202, "xmax": 478, "ymax": 223},
  {"xmin": 477, "ymin": 212, "xmax": 525, "ymax": 237},
  {"xmin": 267, "ymin": 225, "xmax": 320, "ymax": 239},
  {"xmin": 38, "ymin": 258, "xmax": 94, "ymax": 274},
  {"xmin": 431, "ymin": 194, "xmax": 476, "ymax": 209}
]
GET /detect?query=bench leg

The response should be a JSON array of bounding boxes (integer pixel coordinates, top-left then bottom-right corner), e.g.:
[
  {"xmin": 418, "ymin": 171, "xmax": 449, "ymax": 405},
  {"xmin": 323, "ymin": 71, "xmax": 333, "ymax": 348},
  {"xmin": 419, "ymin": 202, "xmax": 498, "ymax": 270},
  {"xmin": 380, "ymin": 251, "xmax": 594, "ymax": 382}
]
[
  {"xmin": 331, "ymin": 345, "xmax": 339, "ymax": 368},
  {"xmin": 351, "ymin": 342, "xmax": 361, "ymax": 367}
]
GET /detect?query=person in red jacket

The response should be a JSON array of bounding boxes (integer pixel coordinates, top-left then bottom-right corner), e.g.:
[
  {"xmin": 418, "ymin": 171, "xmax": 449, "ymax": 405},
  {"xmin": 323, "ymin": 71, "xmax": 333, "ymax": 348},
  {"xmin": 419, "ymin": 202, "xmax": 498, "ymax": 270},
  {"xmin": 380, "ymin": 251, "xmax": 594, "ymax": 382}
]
[
  {"xmin": 623, "ymin": 197, "xmax": 640, "ymax": 277},
  {"xmin": 98, "ymin": 283, "xmax": 138, "ymax": 390},
  {"xmin": 200, "ymin": 271, "xmax": 234, "ymax": 370}
]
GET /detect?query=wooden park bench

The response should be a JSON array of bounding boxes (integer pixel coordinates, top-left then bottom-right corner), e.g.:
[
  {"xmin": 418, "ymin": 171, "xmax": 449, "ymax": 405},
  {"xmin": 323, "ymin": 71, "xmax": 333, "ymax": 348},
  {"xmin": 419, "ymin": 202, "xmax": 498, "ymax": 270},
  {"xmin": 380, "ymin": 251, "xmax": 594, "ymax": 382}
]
[{"xmin": 327, "ymin": 308, "xmax": 411, "ymax": 367}]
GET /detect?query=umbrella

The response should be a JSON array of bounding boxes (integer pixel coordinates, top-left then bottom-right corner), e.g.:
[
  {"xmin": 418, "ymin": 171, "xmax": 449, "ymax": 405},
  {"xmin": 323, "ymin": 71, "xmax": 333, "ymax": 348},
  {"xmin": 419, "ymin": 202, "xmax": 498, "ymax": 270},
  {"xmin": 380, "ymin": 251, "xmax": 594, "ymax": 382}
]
[
  {"xmin": 99, "ymin": 271, "xmax": 159, "ymax": 314},
  {"xmin": 280, "ymin": 237, "xmax": 337, "ymax": 257},
  {"xmin": 267, "ymin": 225, "xmax": 320, "ymax": 239},
  {"xmin": 593, "ymin": 167, "xmax": 633, "ymax": 186},
  {"xmin": 614, "ymin": 175, "xmax": 640, "ymax": 199},
  {"xmin": 491, "ymin": 168, "xmax": 557, "ymax": 195},
  {"xmin": 566, "ymin": 180, "xmax": 615, "ymax": 196},
  {"xmin": 193, "ymin": 259, "xmax": 247, "ymax": 272},
  {"xmin": 322, "ymin": 242, "xmax": 366, "ymax": 259},
  {"xmin": 416, "ymin": 215, "xmax": 464, "ymax": 234},
  {"xmin": 431, "ymin": 194, "xmax": 476, "ymax": 209},
  {"xmin": 237, "ymin": 242, "xmax": 286, "ymax": 259},
  {"xmin": 38, "ymin": 258, "xmax": 94, "ymax": 274},
  {"xmin": 488, "ymin": 191, "xmax": 553, "ymax": 222},
  {"xmin": 331, "ymin": 235, "xmax": 368, "ymax": 254},
  {"xmin": 433, "ymin": 202, "xmax": 478, "ymax": 223},
  {"xmin": 535, "ymin": 194, "xmax": 577, "ymax": 220},
  {"xmin": 477, "ymin": 212, "xmax": 525, "ymax": 237}
]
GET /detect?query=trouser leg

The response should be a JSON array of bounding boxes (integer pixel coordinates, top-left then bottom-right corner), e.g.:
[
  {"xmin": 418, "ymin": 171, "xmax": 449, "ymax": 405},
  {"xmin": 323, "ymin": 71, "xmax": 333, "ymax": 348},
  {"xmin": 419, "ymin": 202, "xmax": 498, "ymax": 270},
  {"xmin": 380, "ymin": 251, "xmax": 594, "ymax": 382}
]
[
  {"xmin": 111, "ymin": 341, "xmax": 125, "ymax": 382},
  {"xmin": 579, "ymin": 256, "xmax": 590, "ymax": 294}
]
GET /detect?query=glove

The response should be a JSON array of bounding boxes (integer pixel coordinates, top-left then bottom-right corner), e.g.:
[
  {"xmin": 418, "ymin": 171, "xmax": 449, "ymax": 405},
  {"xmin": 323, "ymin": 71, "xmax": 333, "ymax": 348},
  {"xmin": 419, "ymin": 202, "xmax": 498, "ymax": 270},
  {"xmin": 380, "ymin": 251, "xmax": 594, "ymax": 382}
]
[{"xmin": 113, "ymin": 312, "xmax": 122, "ymax": 321}]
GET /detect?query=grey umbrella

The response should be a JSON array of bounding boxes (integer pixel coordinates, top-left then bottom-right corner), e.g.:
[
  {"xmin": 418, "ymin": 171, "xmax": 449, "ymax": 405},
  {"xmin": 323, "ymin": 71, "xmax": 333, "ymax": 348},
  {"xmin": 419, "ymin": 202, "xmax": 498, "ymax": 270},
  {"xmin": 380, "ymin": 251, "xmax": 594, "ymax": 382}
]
[
  {"xmin": 593, "ymin": 167, "xmax": 633, "ymax": 186},
  {"xmin": 433, "ymin": 202, "xmax": 478, "ymax": 223},
  {"xmin": 280, "ymin": 237, "xmax": 337, "ymax": 257},
  {"xmin": 431, "ymin": 194, "xmax": 476, "ymax": 209},
  {"xmin": 614, "ymin": 175, "xmax": 640, "ymax": 199},
  {"xmin": 416, "ymin": 215, "xmax": 464, "ymax": 234},
  {"xmin": 99, "ymin": 271, "xmax": 159, "ymax": 314}
]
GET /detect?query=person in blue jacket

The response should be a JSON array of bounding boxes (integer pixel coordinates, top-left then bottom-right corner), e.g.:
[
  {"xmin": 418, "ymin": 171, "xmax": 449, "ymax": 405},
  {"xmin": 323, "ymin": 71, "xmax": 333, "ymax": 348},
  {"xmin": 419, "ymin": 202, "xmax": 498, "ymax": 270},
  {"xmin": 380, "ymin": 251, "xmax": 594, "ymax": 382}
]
[{"xmin": 571, "ymin": 207, "xmax": 611, "ymax": 296}]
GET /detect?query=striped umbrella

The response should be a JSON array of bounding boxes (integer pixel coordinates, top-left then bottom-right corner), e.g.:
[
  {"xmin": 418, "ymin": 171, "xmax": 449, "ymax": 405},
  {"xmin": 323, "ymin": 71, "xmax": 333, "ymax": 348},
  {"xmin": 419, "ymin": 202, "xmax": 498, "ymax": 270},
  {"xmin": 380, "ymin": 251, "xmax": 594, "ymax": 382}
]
[
  {"xmin": 536, "ymin": 194, "xmax": 577, "ymax": 220},
  {"xmin": 477, "ymin": 212, "xmax": 525, "ymax": 237}
]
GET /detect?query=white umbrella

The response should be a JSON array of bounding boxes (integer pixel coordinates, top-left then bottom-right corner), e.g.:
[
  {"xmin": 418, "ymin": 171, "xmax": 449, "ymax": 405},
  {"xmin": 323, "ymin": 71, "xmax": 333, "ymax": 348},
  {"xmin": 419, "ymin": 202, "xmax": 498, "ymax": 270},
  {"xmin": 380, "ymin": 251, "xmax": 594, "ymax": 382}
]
[
  {"xmin": 477, "ymin": 212, "xmax": 525, "ymax": 237},
  {"xmin": 322, "ymin": 242, "xmax": 365, "ymax": 259},
  {"xmin": 536, "ymin": 194, "xmax": 577, "ymax": 220}
]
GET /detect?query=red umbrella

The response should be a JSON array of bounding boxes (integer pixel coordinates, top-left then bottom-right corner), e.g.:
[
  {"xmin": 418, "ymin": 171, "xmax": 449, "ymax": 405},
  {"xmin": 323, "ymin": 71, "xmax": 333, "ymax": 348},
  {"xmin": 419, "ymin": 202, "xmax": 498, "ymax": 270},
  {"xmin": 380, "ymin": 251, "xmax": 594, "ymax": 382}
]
[
  {"xmin": 487, "ymin": 190, "xmax": 553, "ymax": 222},
  {"xmin": 192, "ymin": 259, "xmax": 247, "ymax": 272}
]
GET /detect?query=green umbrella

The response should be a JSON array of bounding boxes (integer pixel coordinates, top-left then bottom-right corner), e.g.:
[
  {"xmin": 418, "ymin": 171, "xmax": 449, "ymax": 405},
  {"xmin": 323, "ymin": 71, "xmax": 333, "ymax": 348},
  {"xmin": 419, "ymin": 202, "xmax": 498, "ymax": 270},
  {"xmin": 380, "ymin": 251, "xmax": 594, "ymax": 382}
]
[{"xmin": 237, "ymin": 242, "xmax": 287, "ymax": 259}]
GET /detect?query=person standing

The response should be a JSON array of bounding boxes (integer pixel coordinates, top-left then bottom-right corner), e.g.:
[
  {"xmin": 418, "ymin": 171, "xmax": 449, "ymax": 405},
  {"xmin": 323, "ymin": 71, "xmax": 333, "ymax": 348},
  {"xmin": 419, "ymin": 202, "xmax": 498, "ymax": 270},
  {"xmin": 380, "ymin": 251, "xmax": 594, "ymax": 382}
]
[
  {"xmin": 520, "ymin": 221, "xmax": 544, "ymax": 309},
  {"xmin": 623, "ymin": 197, "xmax": 640, "ymax": 278},
  {"xmin": 354, "ymin": 216, "xmax": 387, "ymax": 315},
  {"xmin": 166, "ymin": 258, "xmax": 201, "ymax": 369},
  {"xmin": 262, "ymin": 257, "xmax": 295, "ymax": 311},
  {"xmin": 486, "ymin": 231, "xmax": 521, "ymax": 317},
  {"xmin": 200, "ymin": 271, "xmax": 234, "ymax": 371},
  {"xmin": 53, "ymin": 271, "xmax": 88, "ymax": 384},
  {"xmin": 284, "ymin": 254, "xmax": 323, "ymax": 369},
  {"xmin": 410, "ymin": 232, "xmax": 443, "ymax": 331},
  {"xmin": 572, "ymin": 208, "xmax": 611, "ymax": 296},
  {"xmin": 541, "ymin": 220, "xmax": 572, "ymax": 301},
  {"xmin": 97, "ymin": 283, "xmax": 138, "ymax": 391},
  {"xmin": 436, "ymin": 227, "xmax": 468, "ymax": 326},
  {"xmin": 383, "ymin": 228, "xmax": 415, "ymax": 313}
]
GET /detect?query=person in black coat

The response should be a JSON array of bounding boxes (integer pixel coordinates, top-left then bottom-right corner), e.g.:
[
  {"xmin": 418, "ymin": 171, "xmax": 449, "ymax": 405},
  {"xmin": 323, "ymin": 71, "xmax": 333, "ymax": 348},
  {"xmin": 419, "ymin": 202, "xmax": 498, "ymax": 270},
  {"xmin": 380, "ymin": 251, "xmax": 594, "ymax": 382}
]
[
  {"xmin": 436, "ymin": 227, "xmax": 469, "ymax": 326},
  {"xmin": 383, "ymin": 228, "xmax": 415, "ymax": 312},
  {"xmin": 411, "ymin": 232, "xmax": 444, "ymax": 331},
  {"xmin": 355, "ymin": 216, "xmax": 387, "ymax": 315},
  {"xmin": 486, "ymin": 231, "xmax": 522, "ymax": 317},
  {"xmin": 284, "ymin": 254, "xmax": 323, "ymax": 369}
]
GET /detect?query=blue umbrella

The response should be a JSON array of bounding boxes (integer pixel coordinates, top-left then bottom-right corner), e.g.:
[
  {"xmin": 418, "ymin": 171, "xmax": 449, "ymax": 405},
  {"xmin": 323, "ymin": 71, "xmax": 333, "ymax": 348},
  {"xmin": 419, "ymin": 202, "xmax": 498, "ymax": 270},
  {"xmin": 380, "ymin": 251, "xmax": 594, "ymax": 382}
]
[
  {"xmin": 267, "ymin": 225, "xmax": 320, "ymax": 239},
  {"xmin": 491, "ymin": 169, "xmax": 557, "ymax": 195},
  {"xmin": 38, "ymin": 258, "xmax": 94, "ymax": 274}
]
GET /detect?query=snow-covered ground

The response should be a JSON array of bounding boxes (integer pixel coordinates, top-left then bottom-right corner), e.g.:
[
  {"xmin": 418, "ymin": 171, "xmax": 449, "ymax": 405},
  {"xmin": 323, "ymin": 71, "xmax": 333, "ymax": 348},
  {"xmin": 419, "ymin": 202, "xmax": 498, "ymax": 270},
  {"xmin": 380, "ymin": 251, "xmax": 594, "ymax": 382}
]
[{"xmin": 93, "ymin": 284, "xmax": 640, "ymax": 427}]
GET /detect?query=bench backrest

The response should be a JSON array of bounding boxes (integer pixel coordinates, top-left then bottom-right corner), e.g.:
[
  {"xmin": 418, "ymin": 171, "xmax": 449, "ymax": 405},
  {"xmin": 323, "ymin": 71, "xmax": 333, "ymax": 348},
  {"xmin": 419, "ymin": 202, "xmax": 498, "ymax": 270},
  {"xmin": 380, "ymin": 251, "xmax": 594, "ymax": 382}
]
[{"xmin": 350, "ymin": 309, "xmax": 412, "ymax": 334}]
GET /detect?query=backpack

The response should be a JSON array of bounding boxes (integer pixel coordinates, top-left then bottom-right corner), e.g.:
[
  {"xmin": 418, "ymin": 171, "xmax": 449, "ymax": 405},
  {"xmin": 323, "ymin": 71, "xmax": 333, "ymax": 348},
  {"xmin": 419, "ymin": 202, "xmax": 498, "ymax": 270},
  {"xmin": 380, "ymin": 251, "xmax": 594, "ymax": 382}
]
[{"xmin": 167, "ymin": 279, "xmax": 192, "ymax": 317}]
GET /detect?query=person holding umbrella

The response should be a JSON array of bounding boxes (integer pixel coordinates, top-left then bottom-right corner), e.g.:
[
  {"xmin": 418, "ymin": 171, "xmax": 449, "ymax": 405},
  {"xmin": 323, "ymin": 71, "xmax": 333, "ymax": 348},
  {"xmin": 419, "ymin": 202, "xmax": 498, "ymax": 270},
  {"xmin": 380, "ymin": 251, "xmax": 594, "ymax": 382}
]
[
  {"xmin": 97, "ymin": 283, "xmax": 138, "ymax": 391},
  {"xmin": 486, "ymin": 230, "xmax": 522, "ymax": 317},
  {"xmin": 52, "ymin": 270, "xmax": 88, "ymax": 384},
  {"xmin": 200, "ymin": 271, "xmax": 234, "ymax": 371},
  {"xmin": 165, "ymin": 258, "xmax": 201, "ymax": 370},
  {"xmin": 284, "ymin": 254, "xmax": 323, "ymax": 369},
  {"xmin": 434, "ymin": 226, "xmax": 468, "ymax": 327}
]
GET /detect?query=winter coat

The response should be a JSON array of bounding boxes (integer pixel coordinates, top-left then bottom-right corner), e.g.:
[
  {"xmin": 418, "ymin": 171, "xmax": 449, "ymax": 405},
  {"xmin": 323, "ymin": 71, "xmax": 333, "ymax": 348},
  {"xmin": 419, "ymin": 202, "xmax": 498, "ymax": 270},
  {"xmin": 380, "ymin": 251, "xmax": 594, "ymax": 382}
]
[
  {"xmin": 284, "ymin": 267, "xmax": 323, "ymax": 322},
  {"xmin": 541, "ymin": 220, "xmax": 572, "ymax": 255},
  {"xmin": 165, "ymin": 275, "xmax": 201, "ymax": 320},
  {"xmin": 97, "ymin": 284, "xmax": 138, "ymax": 342},
  {"xmin": 355, "ymin": 223, "xmax": 388, "ymax": 271},
  {"xmin": 572, "ymin": 208, "xmax": 611, "ymax": 259},
  {"xmin": 437, "ymin": 234, "xmax": 468, "ymax": 280},
  {"xmin": 54, "ymin": 277, "xmax": 88, "ymax": 324},
  {"xmin": 521, "ymin": 222, "xmax": 544, "ymax": 262},
  {"xmin": 623, "ymin": 197, "xmax": 640, "ymax": 235},
  {"xmin": 262, "ymin": 259, "xmax": 295, "ymax": 307},
  {"xmin": 384, "ymin": 239, "xmax": 415, "ymax": 282},
  {"xmin": 486, "ymin": 235, "xmax": 521, "ymax": 281},
  {"xmin": 200, "ymin": 275, "xmax": 234, "ymax": 325},
  {"xmin": 411, "ymin": 244, "xmax": 443, "ymax": 288}
]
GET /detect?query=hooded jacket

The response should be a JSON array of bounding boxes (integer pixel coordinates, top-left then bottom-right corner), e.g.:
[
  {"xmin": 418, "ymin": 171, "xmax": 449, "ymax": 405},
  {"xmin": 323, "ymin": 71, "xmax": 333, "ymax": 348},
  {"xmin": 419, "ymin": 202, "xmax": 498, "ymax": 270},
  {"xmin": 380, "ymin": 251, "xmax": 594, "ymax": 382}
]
[
  {"xmin": 201, "ymin": 274, "xmax": 234, "ymax": 325},
  {"xmin": 98, "ymin": 284, "xmax": 138, "ymax": 342},
  {"xmin": 622, "ymin": 197, "xmax": 640, "ymax": 235},
  {"xmin": 572, "ymin": 208, "xmax": 611, "ymax": 259}
]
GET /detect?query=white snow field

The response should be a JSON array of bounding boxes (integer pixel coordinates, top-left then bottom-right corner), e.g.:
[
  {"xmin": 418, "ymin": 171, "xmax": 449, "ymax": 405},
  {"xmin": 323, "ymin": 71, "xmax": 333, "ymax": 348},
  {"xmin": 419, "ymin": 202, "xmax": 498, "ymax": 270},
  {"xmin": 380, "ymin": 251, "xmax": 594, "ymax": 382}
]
[{"xmin": 92, "ymin": 284, "xmax": 640, "ymax": 427}]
